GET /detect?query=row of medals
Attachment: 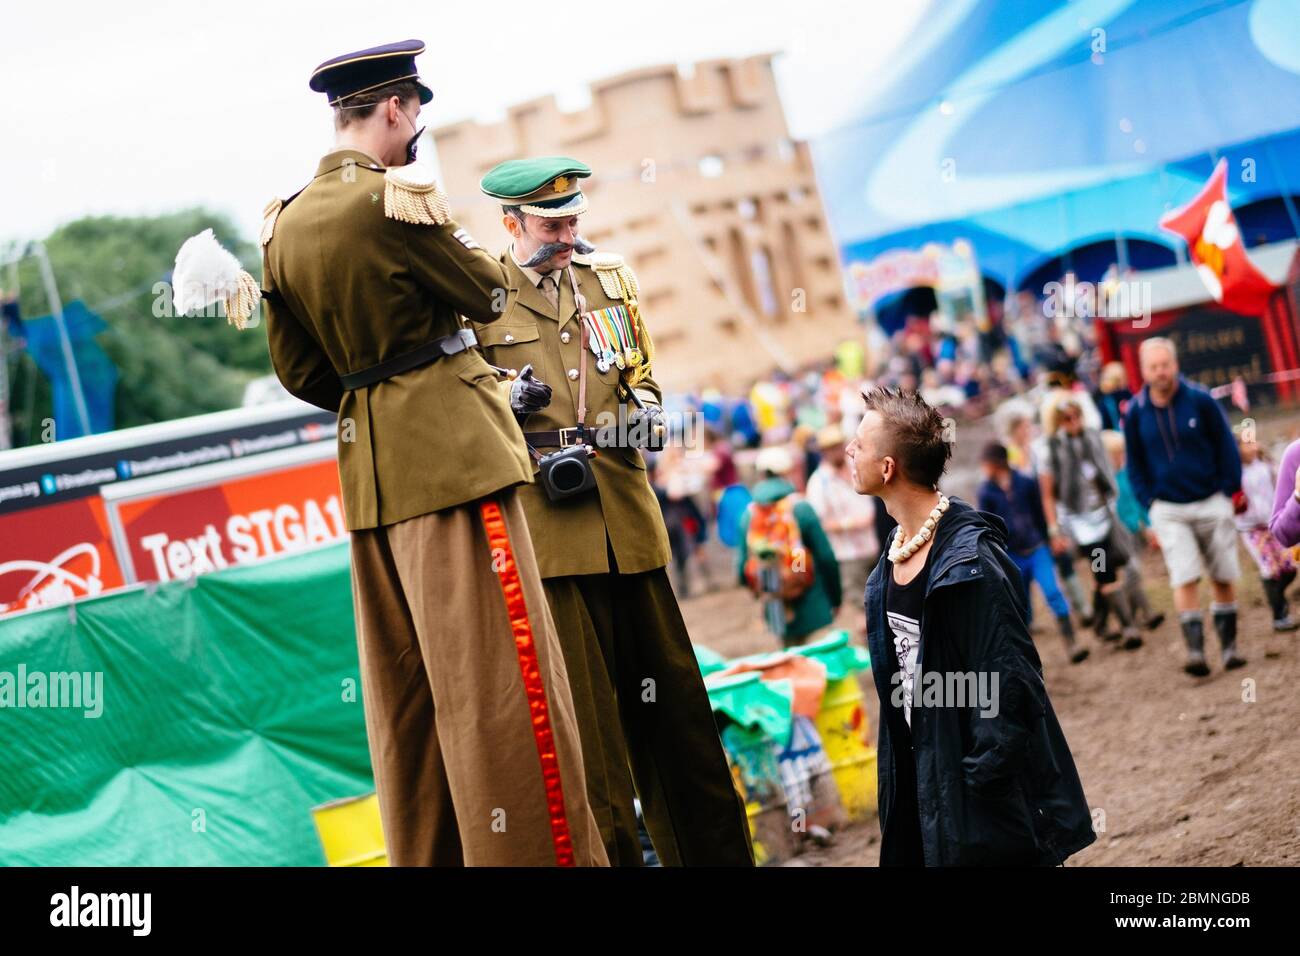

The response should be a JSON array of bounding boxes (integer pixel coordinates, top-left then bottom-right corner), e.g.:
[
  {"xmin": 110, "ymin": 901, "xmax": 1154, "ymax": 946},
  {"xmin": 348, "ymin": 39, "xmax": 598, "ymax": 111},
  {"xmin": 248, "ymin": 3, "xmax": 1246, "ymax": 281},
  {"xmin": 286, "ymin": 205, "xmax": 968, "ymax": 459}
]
[{"xmin": 583, "ymin": 314, "xmax": 643, "ymax": 375}]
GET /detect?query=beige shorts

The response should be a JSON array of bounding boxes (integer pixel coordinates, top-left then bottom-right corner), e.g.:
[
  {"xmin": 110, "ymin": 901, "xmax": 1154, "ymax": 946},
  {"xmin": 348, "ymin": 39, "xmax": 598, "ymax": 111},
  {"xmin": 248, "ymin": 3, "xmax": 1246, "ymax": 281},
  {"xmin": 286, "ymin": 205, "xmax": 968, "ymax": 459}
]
[{"xmin": 1148, "ymin": 493, "xmax": 1241, "ymax": 588}]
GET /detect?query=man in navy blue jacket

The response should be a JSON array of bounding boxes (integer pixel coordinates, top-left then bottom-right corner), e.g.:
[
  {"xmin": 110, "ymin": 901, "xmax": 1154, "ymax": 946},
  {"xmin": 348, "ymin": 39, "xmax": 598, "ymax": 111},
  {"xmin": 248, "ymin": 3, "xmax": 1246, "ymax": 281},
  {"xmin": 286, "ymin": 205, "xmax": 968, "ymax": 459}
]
[{"xmin": 1122, "ymin": 337, "xmax": 1243, "ymax": 675}]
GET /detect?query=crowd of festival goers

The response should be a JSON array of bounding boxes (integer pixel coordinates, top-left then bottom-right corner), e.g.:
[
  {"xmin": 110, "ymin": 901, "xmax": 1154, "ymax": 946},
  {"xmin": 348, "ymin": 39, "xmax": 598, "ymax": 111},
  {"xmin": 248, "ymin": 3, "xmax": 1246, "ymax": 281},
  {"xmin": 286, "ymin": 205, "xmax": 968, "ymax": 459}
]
[{"xmin": 647, "ymin": 294, "xmax": 1300, "ymax": 676}]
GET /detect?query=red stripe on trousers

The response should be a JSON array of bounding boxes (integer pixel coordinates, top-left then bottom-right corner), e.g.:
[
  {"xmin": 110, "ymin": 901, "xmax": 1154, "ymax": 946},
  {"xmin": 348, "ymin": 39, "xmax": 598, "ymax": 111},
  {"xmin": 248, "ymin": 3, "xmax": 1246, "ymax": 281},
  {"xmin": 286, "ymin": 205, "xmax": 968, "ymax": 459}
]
[{"xmin": 480, "ymin": 498, "xmax": 575, "ymax": 867}]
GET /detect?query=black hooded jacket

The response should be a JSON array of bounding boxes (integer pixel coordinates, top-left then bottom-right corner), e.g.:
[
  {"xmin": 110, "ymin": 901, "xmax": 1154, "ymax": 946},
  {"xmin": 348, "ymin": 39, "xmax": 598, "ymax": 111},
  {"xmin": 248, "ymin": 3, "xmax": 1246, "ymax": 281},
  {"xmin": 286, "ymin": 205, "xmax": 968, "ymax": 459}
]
[{"xmin": 865, "ymin": 496, "xmax": 1096, "ymax": 866}]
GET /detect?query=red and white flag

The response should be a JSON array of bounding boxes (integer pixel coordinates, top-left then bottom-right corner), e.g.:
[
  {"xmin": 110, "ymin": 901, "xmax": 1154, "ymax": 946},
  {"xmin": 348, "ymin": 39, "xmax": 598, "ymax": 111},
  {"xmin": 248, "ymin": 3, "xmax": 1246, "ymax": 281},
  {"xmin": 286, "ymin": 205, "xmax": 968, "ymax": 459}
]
[{"xmin": 1159, "ymin": 158, "xmax": 1276, "ymax": 316}]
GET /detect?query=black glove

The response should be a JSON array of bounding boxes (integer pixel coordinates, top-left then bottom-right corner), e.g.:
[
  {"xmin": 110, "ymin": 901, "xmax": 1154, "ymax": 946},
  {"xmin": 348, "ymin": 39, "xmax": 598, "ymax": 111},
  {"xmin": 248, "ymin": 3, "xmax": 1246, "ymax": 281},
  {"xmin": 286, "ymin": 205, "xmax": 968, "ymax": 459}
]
[
  {"xmin": 627, "ymin": 401, "xmax": 667, "ymax": 450},
  {"xmin": 509, "ymin": 364, "xmax": 552, "ymax": 416}
]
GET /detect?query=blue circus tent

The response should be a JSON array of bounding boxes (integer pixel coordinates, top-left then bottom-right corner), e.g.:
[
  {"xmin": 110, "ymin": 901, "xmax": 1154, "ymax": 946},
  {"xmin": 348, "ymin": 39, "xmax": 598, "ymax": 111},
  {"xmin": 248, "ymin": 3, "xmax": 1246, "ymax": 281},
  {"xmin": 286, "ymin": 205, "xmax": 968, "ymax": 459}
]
[{"xmin": 812, "ymin": 0, "xmax": 1300, "ymax": 300}]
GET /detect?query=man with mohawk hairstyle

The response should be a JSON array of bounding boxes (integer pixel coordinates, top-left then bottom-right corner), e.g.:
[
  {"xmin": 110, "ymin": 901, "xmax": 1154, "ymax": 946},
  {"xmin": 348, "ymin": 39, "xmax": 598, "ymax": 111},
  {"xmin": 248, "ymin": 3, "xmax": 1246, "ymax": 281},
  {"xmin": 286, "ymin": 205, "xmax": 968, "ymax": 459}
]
[{"xmin": 177, "ymin": 40, "xmax": 608, "ymax": 867}]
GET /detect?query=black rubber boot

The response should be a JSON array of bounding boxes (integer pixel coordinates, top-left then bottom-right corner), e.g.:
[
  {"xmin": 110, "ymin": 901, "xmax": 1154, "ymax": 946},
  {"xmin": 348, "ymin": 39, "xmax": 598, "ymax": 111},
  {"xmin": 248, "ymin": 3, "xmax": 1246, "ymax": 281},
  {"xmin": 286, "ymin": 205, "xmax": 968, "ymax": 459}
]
[
  {"xmin": 1181, "ymin": 616, "xmax": 1210, "ymax": 676},
  {"xmin": 1262, "ymin": 578, "xmax": 1297, "ymax": 630},
  {"xmin": 1281, "ymin": 567, "xmax": 1297, "ymax": 593},
  {"xmin": 1127, "ymin": 568, "xmax": 1164, "ymax": 630},
  {"xmin": 1263, "ymin": 578, "xmax": 1283, "ymax": 619},
  {"xmin": 1058, "ymin": 613, "xmax": 1088, "ymax": 664},
  {"xmin": 1277, "ymin": 570, "xmax": 1300, "ymax": 631},
  {"xmin": 1108, "ymin": 587, "xmax": 1143, "ymax": 649},
  {"xmin": 1214, "ymin": 607, "xmax": 1246, "ymax": 669},
  {"xmin": 1092, "ymin": 592, "xmax": 1119, "ymax": 642},
  {"xmin": 1064, "ymin": 570, "xmax": 1092, "ymax": 629}
]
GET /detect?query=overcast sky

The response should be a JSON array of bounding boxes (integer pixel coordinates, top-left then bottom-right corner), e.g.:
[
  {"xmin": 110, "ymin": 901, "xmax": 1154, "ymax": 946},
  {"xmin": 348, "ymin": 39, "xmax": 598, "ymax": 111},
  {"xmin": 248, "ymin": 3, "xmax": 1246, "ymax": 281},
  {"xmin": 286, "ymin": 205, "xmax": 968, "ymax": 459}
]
[{"xmin": 0, "ymin": 0, "xmax": 929, "ymax": 246}]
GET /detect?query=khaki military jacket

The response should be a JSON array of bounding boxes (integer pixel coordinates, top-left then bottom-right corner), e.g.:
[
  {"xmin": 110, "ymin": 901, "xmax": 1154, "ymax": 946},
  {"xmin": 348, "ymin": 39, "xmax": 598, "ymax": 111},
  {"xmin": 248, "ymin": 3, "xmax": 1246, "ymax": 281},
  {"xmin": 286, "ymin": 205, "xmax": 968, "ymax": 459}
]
[
  {"xmin": 261, "ymin": 148, "xmax": 532, "ymax": 530},
  {"xmin": 470, "ymin": 253, "xmax": 672, "ymax": 578}
]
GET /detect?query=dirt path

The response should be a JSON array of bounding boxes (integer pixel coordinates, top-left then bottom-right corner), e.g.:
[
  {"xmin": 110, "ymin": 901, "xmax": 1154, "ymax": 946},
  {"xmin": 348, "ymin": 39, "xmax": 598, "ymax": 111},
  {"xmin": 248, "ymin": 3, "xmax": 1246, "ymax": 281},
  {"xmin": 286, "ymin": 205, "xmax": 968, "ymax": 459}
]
[{"xmin": 683, "ymin": 555, "xmax": 1300, "ymax": 866}]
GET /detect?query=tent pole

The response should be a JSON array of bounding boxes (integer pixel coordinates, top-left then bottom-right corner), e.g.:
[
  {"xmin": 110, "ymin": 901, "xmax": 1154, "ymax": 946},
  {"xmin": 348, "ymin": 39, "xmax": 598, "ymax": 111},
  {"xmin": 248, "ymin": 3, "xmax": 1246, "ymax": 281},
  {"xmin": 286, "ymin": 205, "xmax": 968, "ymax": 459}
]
[{"xmin": 0, "ymin": 260, "xmax": 16, "ymax": 450}]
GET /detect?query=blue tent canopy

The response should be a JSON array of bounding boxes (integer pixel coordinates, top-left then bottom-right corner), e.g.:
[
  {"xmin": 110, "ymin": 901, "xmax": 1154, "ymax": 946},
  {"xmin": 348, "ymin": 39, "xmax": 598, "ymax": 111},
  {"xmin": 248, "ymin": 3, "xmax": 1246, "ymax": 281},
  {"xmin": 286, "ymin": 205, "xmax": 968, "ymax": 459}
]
[{"xmin": 814, "ymin": 0, "xmax": 1300, "ymax": 296}]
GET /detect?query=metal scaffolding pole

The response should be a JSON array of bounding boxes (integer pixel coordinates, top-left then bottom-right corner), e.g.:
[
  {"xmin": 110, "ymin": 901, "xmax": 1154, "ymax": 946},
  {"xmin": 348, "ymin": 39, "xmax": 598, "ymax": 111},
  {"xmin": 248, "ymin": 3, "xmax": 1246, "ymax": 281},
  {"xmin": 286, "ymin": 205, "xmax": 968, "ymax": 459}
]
[{"xmin": 0, "ymin": 256, "xmax": 20, "ymax": 451}]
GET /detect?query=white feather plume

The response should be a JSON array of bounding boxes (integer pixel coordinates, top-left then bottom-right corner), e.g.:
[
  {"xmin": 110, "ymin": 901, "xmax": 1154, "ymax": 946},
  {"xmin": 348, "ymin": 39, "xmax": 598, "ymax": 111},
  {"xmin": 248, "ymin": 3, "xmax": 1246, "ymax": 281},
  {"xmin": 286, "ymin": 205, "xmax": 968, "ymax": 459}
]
[{"xmin": 172, "ymin": 229, "xmax": 260, "ymax": 327}]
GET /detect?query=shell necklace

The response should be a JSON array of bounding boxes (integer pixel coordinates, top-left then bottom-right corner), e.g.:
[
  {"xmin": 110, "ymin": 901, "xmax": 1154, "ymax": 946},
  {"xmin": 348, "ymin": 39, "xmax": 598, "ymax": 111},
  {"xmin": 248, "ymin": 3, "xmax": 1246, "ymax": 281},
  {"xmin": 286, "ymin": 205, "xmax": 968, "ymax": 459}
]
[{"xmin": 888, "ymin": 493, "xmax": 950, "ymax": 563}]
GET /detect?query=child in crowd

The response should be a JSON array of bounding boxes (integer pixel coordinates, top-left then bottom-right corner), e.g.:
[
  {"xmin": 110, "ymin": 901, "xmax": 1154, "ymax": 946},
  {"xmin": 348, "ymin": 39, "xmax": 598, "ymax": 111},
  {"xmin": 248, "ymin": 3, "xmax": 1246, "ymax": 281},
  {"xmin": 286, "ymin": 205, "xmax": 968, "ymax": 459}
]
[
  {"xmin": 978, "ymin": 442, "xmax": 1087, "ymax": 662},
  {"xmin": 1100, "ymin": 429, "xmax": 1165, "ymax": 633},
  {"xmin": 996, "ymin": 398, "xmax": 1094, "ymax": 628},
  {"xmin": 1236, "ymin": 435, "xmax": 1298, "ymax": 631}
]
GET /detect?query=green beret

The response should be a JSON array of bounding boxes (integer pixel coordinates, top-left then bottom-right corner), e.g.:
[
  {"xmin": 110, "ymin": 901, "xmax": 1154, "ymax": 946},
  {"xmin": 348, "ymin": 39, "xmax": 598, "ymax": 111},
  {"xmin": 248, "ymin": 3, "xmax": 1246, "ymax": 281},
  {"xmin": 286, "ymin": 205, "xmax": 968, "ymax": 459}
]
[{"xmin": 481, "ymin": 157, "xmax": 591, "ymax": 217}]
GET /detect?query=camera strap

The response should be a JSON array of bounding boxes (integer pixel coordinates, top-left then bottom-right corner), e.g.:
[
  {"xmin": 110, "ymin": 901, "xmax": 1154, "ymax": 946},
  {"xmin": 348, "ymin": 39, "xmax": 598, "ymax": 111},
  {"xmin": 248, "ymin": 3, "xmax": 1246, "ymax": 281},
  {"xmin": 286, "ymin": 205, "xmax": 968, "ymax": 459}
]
[
  {"xmin": 521, "ymin": 270, "xmax": 591, "ymax": 464},
  {"xmin": 567, "ymin": 262, "xmax": 590, "ymax": 441},
  {"xmin": 577, "ymin": 320, "xmax": 589, "ymax": 434}
]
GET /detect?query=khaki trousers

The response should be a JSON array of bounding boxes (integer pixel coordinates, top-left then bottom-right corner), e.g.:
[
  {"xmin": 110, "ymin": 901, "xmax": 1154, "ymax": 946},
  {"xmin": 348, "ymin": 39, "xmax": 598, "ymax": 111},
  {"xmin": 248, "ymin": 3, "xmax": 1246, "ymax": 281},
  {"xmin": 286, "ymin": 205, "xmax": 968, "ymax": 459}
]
[
  {"xmin": 348, "ymin": 489, "xmax": 608, "ymax": 866},
  {"xmin": 543, "ymin": 550, "xmax": 755, "ymax": 867}
]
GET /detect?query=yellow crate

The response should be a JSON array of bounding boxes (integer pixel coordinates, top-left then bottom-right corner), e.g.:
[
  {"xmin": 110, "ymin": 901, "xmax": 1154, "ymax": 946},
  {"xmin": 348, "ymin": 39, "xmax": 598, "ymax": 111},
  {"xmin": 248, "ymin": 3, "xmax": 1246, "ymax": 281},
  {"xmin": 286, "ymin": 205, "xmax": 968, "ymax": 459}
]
[
  {"xmin": 311, "ymin": 792, "xmax": 388, "ymax": 867},
  {"xmin": 814, "ymin": 676, "xmax": 878, "ymax": 820}
]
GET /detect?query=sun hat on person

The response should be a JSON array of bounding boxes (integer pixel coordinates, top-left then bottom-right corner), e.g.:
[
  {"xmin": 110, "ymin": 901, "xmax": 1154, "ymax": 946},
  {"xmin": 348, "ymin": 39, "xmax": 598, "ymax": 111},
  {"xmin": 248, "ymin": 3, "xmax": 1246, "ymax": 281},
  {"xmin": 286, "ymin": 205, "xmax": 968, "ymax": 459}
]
[
  {"xmin": 755, "ymin": 445, "xmax": 795, "ymax": 477},
  {"xmin": 816, "ymin": 424, "xmax": 846, "ymax": 451}
]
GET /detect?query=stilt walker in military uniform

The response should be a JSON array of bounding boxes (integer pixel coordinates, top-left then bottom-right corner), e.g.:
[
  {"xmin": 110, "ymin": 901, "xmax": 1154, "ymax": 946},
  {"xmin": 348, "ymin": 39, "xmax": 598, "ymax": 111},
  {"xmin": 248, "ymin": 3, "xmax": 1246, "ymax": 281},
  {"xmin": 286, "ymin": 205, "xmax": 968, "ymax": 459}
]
[
  {"xmin": 201, "ymin": 43, "xmax": 609, "ymax": 866},
  {"xmin": 470, "ymin": 158, "xmax": 754, "ymax": 866}
]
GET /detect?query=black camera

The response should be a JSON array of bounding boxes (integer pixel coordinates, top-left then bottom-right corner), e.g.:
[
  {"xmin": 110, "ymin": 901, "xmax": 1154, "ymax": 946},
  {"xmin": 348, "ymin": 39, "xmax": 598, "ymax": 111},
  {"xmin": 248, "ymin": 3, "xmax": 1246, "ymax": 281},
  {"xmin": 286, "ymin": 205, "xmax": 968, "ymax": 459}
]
[{"xmin": 537, "ymin": 444, "xmax": 597, "ymax": 501}]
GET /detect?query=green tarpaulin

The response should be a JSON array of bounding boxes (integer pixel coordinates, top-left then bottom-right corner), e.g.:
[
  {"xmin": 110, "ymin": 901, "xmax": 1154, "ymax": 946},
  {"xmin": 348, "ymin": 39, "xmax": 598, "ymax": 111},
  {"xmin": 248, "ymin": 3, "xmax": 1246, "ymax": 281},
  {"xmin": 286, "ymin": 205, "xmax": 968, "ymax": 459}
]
[
  {"xmin": 794, "ymin": 629, "xmax": 871, "ymax": 681},
  {"xmin": 0, "ymin": 542, "xmax": 374, "ymax": 865},
  {"xmin": 703, "ymin": 672, "xmax": 794, "ymax": 743}
]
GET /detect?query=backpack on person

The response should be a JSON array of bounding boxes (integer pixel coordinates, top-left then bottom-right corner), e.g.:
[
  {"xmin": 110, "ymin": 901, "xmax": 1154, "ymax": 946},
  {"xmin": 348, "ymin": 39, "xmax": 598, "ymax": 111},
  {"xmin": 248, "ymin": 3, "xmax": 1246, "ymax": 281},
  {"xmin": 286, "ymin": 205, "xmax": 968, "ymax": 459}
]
[{"xmin": 743, "ymin": 496, "xmax": 815, "ymax": 601}]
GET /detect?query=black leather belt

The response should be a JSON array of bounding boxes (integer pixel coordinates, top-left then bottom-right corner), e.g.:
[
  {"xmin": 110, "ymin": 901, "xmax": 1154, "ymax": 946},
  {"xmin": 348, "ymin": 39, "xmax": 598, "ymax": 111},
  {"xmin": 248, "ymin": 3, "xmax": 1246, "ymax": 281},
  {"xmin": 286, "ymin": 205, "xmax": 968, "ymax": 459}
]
[
  {"xmin": 340, "ymin": 328, "xmax": 478, "ymax": 390},
  {"xmin": 525, "ymin": 425, "xmax": 632, "ymax": 450}
]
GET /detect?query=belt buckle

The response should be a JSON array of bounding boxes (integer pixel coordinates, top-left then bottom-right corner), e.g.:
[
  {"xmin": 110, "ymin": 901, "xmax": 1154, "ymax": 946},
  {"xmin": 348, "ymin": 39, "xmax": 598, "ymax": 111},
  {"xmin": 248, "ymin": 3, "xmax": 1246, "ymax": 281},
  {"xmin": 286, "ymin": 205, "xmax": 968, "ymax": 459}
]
[
  {"xmin": 557, "ymin": 426, "xmax": 582, "ymax": 448},
  {"xmin": 443, "ymin": 328, "xmax": 475, "ymax": 355}
]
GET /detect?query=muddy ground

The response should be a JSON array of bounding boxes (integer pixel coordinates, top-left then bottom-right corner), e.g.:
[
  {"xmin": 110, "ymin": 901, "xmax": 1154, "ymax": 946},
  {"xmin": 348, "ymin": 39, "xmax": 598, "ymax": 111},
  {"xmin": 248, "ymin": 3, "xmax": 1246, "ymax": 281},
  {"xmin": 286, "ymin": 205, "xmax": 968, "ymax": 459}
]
[{"xmin": 679, "ymin": 409, "xmax": 1300, "ymax": 866}]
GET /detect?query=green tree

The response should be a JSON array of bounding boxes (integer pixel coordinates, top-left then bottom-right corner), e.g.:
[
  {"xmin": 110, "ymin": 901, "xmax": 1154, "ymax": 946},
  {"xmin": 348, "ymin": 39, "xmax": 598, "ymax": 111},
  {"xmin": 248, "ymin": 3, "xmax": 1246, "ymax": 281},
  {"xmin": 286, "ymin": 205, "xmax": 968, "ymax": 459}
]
[{"xmin": 4, "ymin": 209, "xmax": 271, "ymax": 445}]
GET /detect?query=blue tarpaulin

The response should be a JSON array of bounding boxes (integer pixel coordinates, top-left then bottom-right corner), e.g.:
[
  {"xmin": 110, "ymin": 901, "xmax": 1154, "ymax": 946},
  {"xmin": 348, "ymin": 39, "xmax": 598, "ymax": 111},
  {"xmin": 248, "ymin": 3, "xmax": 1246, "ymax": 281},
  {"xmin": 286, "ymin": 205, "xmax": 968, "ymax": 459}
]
[{"xmin": 21, "ymin": 299, "xmax": 117, "ymax": 438}]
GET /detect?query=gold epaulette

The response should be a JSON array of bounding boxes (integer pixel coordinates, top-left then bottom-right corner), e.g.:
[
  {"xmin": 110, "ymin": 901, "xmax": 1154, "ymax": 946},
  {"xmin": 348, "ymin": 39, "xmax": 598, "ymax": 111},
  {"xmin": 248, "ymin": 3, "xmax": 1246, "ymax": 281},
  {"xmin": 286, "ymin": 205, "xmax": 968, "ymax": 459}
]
[
  {"xmin": 383, "ymin": 165, "xmax": 450, "ymax": 225},
  {"xmin": 588, "ymin": 251, "xmax": 639, "ymax": 302},
  {"xmin": 260, "ymin": 198, "xmax": 282, "ymax": 247}
]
